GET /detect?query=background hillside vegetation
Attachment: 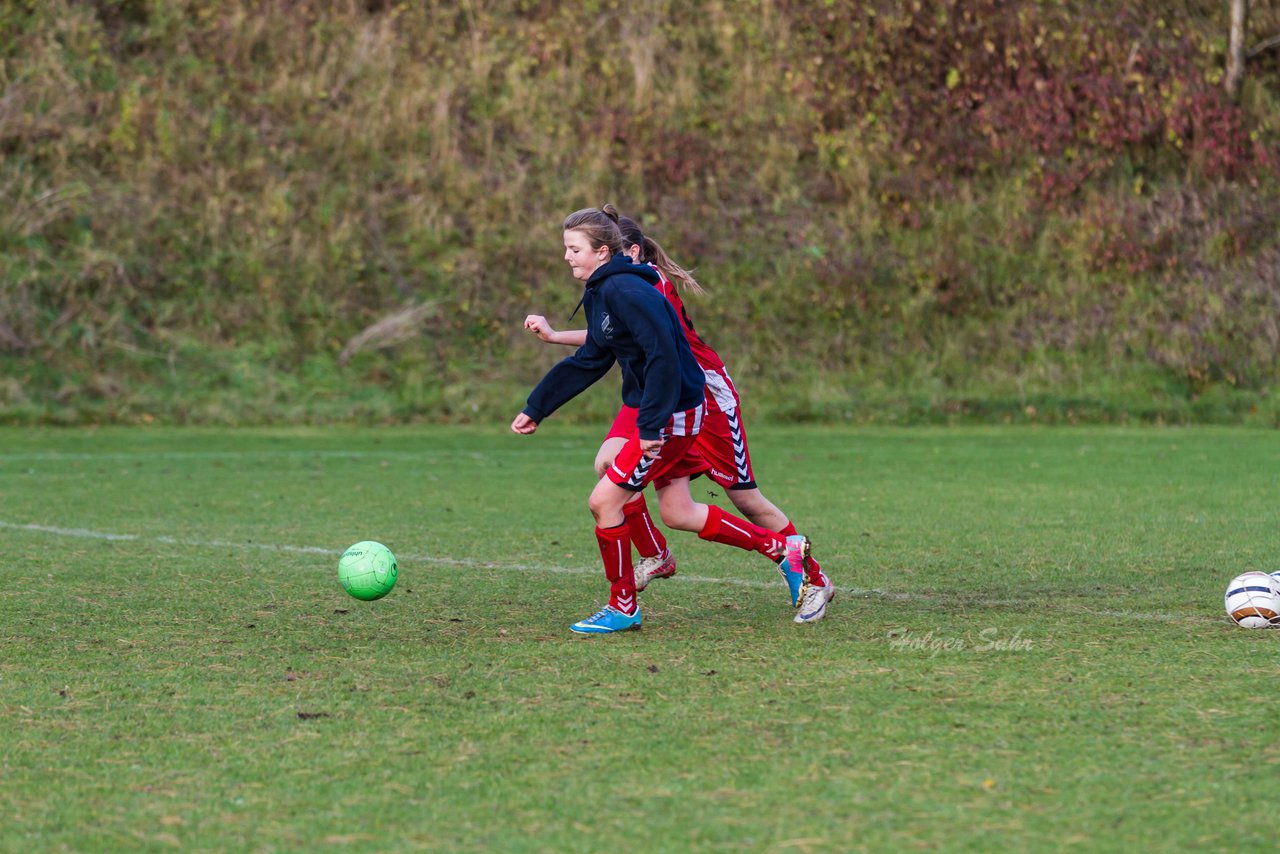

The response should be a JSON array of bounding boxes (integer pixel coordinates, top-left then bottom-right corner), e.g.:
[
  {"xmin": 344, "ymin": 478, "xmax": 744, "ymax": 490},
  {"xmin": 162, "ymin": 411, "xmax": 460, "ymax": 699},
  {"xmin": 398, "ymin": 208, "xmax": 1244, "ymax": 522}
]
[{"xmin": 2, "ymin": 0, "xmax": 1278, "ymax": 425}]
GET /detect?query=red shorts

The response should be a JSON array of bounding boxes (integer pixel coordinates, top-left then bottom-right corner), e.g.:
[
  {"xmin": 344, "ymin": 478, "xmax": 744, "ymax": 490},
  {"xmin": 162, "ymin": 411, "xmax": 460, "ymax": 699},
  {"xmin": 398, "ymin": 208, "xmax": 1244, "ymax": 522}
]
[
  {"xmin": 605, "ymin": 405, "xmax": 639, "ymax": 440},
  {"xmin": 605, "ymin": 404, "xmax": 709, "ymax": 492},
  {"xmin": 693, "ymin": 406, "xmax": 756, "ymax": 490},
  {"xmin": 606, "ymin": 403, "xmax": 755, "ymax": 490}
]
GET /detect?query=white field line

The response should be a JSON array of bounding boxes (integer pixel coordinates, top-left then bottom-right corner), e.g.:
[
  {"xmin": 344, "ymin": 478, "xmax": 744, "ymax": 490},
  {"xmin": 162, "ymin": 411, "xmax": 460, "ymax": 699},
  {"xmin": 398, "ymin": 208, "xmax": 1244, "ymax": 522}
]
[
  {"xmin": 0, "ymin": 519, "xmax": 768, "ymax": 588},
  {"xmin": 0, "ymin": 520, "xmax": 1215, "ymax": 623}
]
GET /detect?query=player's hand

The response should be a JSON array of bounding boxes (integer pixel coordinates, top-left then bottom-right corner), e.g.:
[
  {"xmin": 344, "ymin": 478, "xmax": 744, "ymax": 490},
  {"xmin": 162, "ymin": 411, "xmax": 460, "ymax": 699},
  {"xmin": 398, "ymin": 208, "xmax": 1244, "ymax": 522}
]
[
  {"xmin": 511, "ymin": 413, "xmax": 538, "ymax": 435},
  {"xmin": 524, "ymin": 314, "xmax": 557, "ymax": 342},
  {"xmin": 640, "ymin": 437, "xmax": 664, "ymax": 459}
]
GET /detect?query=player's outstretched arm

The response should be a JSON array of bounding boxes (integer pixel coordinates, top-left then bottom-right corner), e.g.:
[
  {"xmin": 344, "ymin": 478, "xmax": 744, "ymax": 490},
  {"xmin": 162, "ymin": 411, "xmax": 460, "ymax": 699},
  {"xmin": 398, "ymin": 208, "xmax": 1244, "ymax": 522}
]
[{"xmin": 525, "ymin": 314, "xmax": 587, "ymax": 347}]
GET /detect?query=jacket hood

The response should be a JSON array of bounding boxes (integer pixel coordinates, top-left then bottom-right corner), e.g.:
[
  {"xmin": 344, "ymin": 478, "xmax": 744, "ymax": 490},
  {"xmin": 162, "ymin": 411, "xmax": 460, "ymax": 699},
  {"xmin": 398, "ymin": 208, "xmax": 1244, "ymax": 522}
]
[
  {"xmin": 586, "ymin": 255, "xmax": 661, "ymax": 289},
  {"xmin": 569, "ymin": 255, "xmax": 662, "ymax": 321}
]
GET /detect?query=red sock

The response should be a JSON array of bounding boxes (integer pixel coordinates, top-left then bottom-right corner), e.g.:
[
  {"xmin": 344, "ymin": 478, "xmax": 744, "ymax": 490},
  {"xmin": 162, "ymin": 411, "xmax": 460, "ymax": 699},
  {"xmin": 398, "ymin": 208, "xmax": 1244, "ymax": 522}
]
[
  {"xmin": 779, "ymin": 521, "xmax": 826, "ymax": 587},
  {"xmin": 623, "ymin": 495, "xmax": 666, "ymax": 559},
  {"xmin": 698, "ymin": 505, "xmax": 785, "ymax": 561},
  {"xmin": 595, "ymin": 523, "xmax": 637, "ymax": 614}
]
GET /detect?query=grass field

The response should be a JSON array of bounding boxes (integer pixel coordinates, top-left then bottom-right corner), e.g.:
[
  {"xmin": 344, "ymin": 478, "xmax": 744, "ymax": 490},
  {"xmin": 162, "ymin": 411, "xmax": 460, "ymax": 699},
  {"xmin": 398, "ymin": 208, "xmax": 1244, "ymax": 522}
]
[{"xmin": 1, "ymin": 424, "xmax": 1277, "ymax": 852}]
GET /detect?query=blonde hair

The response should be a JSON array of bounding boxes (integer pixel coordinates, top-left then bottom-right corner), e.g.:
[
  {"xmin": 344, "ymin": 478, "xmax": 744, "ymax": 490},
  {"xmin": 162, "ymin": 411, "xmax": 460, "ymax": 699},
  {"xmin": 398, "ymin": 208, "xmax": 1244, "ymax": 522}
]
[
  {"xmin": 641, "ymin": 236, "xmax": 703, "ymax": 295},
  {"xmin": 563, "ymin": 206, "xmax": 623, "ymax": 256},
  {"xmin": 608, "ymin": 205, "xmax": 704, "ymax": 295}
]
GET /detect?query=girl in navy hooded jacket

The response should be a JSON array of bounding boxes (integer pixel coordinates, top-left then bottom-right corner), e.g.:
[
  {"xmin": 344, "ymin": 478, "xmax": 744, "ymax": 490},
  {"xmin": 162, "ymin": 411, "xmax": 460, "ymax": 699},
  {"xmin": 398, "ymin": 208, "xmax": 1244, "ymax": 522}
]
[{"xmin": 512, "ymin": 206, "xmax": 816, "ymax": 634}]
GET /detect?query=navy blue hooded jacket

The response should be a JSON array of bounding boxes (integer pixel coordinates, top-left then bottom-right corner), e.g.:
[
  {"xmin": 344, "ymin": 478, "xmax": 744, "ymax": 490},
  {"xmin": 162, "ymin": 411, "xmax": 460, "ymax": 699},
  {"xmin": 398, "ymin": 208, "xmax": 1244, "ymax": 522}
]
[{"xmin": 523, "ymin": 256, "xmax": 706, "ymax": 440}]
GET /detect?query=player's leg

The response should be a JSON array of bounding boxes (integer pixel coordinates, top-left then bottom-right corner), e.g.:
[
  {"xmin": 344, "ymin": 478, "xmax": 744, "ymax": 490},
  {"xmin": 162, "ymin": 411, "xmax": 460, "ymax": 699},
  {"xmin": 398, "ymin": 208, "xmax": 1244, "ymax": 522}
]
[
  {"xmin": 718, "ymin": 406, "xmax": 833, "ymax": 608},
  {"xmin": 624, "ymin": 489, "xmax": 669, "ymax": 564},
  {"xmin": 599, "ymin": 436, "xmax": 673, "ymax": 586},
  {"xmin": 655, "ymin": 476, "xmax": 786, "ymax": 563},
  {"xmin": 786, "ymin": 533, "xmax": 836, "ymax": 624},
  {"xmin": 696, "ymin": 407, "xmax": 834, "ymax": 619},
  {"xmin": 695, "ymin": 408, "xmax": 790, "ymax": 534},
  {"xmin": 725, "ymin": 485, "xmax": 819, "ymax": 605},
  {"xmin": 593, "ymin": 436, "xmax": 628, "ymax": 479},
  {"xmin": 598, "ymin": 407, "xmax": 673, "ymax": 577},
  {"xmin": 732, "ymin": 484, "xmax": 830, "ymax": 589},
  {"xmin": 652, "ymin": 476, "xmax": 705, "ymax": 531},
  {"xmin": 725, "ymin": 487, "xmax": 789, "ymax": 535},
  {"xmin": 571, "ymin": 474, "xmax": 644, "ymax": 634},
  {"xmin": 628, "ymin": 494, "xmax": 675, "ymax": 590},
  {"xmin": 573, "ymin": 420, "xmax": 706, "ymax": 634}
]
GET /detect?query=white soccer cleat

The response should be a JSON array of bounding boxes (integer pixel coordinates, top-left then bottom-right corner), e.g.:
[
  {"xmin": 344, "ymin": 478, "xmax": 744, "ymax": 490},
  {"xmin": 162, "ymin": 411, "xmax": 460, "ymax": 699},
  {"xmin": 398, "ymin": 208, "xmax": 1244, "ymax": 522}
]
[
  {"xmin": 794, "ymin": 573, "xmax": 836, "ymax": 623},
  {"xmin": 634, "ymin": 548, "xmax": 676, "ymax": 591}
]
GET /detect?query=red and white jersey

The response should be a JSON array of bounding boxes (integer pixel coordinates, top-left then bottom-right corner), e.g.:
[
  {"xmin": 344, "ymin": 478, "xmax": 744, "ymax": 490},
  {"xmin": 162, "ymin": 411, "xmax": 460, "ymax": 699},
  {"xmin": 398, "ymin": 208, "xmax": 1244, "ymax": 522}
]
[{"xmin": 651, "ymin": 265, "xmax": 739, "ymax": 415}]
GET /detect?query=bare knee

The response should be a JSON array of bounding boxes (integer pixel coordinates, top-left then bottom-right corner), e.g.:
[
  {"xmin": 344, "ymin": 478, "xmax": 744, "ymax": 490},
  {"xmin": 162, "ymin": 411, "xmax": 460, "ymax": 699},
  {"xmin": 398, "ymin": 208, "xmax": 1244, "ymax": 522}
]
[
  {"xmin": 587, "ymin": 492, "xmax": 612, "ymax": 524},
  {"xmin": 658, "ymin": 504, "xmax": 687, "ymax": 530},
  {"xmin": 588, "ymin": 481, "xmax": 631, "ymax": 528},
  {"xmin": 658, "ymin": 495, "xmax": 703, "ymax": 531}
]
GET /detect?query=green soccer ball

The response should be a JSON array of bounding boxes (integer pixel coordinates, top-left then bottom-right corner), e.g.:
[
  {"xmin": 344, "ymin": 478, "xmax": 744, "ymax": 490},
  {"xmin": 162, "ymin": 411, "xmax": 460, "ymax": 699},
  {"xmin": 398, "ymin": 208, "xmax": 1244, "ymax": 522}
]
[{"xmin": 338, "ymin": 541, "xmax": 398, "ymax": 601}]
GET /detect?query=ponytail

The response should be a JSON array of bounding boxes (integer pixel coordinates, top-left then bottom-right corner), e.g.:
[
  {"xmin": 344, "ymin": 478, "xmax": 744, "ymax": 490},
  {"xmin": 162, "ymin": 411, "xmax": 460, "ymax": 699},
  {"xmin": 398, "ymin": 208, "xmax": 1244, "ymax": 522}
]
[
  {"xmin": 643, "ymin": 236, "xmax": 704, "ymax": 295},
  {"xmin": 612, "ymin": 208, "xmax": 705, "ymax": 296}
]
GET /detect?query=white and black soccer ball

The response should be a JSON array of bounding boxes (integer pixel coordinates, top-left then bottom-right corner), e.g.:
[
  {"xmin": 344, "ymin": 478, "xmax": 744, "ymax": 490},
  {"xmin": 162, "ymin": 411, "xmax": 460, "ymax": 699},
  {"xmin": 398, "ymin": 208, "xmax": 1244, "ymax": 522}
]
[{"xmin": 1224, "ymin": 571, "xmax": 1280, "ymax": 628}]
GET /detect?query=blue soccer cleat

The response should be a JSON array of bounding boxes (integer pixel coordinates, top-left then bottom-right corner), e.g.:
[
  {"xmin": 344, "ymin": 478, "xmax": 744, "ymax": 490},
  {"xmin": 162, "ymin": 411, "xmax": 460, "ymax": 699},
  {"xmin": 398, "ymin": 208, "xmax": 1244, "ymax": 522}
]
[
  {"xmin": 778, "ymin": 534, "xmax": 810, "ymax": 607},
  {"xmin": 570, "ymin": 604, "xmax": 642, "ymax": 634}
]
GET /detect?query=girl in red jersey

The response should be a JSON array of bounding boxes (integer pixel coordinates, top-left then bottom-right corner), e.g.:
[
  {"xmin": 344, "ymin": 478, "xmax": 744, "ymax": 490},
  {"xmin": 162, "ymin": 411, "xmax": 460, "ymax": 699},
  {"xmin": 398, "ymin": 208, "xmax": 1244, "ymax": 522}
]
[
  {"xmin": 523, "ymin": 207, "xmax": 834, "ymax": 622},
  {"xmin": 513, "ymin": 206, "xmax": 821, "ymax": 633}
]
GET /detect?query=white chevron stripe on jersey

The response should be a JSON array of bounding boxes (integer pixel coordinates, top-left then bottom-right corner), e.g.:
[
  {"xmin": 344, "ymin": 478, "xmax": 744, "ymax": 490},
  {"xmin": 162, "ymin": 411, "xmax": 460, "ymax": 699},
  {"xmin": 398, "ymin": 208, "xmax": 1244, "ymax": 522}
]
[
  {"xmin": 619, "ymin": 454, "xmax": 655, "ymax": 488},
  {"xmin": 727, "ymin": 409, "xmax": 750, "ymax": 478}
]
